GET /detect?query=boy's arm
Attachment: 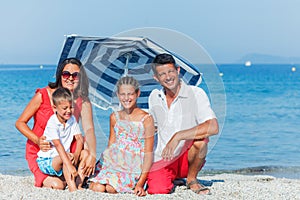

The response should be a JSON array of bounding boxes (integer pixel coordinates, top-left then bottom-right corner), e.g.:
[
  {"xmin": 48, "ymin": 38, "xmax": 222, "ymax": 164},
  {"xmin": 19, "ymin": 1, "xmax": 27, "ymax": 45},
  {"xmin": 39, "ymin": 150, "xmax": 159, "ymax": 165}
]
[{"xmin": 52, "ymin": 139, "xmax": 78, "ymax": 178}]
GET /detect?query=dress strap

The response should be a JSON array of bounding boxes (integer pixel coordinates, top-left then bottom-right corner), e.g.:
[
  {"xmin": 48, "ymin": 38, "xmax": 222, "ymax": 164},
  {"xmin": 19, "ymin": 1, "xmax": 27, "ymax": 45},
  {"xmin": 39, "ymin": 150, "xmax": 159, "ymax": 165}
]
[
  {"xmin": 141, "ymin": 114, "xmax": 151, "ymax": 122},
  {"xmin": 36, "ymin": 87, "xmax": 51, "ymax": 106},
  {"xmin": 114, "ymin": 111, "xmax": 120, "ymax": 121}
]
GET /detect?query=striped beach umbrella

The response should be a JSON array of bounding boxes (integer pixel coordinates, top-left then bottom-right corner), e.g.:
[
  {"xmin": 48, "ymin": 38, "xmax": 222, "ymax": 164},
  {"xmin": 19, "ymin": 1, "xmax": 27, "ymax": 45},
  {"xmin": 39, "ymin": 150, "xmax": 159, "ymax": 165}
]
[{"xmin": 58, "ymin": 35, "xmax": 202, "ymax": 110}]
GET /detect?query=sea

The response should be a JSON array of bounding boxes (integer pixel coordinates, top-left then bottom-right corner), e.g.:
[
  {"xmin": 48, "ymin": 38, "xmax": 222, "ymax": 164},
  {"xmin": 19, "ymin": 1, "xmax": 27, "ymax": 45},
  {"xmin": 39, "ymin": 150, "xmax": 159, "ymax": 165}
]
[{"xmin": 0, "ymin": 63, "xmax": 299, "ymax": 179}]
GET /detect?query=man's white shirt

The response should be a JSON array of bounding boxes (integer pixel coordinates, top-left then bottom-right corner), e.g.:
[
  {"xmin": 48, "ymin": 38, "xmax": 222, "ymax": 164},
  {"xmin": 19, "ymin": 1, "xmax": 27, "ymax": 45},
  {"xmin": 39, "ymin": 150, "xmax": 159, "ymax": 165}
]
[{"xmin": 148, "ymin": 81, "xmax": 216, "ymax": 162}]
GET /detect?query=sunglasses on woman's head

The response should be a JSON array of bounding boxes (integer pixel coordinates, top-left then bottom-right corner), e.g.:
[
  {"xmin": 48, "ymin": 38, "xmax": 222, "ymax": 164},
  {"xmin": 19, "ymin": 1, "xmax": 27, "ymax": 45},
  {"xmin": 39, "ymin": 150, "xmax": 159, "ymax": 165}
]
[{"xmin": 62, "ymin": 71, "xmax": 80, "ymax": 80}]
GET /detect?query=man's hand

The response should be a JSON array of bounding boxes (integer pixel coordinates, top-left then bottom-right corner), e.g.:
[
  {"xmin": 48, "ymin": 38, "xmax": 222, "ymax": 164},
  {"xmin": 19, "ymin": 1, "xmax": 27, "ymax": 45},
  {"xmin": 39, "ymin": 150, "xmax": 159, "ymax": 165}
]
[{"xmin": 161, "ymin": 133, "xmax": 180, "ymax": 161}]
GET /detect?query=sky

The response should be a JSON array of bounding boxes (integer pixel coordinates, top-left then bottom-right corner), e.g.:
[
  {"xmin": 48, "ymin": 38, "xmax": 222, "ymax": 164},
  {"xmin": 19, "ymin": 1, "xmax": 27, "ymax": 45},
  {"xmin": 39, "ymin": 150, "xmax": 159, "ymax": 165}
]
[{"xmin": 1, "ymin": 0, "xmax": 300, "ymax": 64}]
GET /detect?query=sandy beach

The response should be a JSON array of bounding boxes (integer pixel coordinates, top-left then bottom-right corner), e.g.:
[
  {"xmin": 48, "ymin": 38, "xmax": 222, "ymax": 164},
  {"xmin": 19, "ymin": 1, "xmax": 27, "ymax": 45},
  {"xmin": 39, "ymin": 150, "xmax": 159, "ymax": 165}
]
[{"xmin": 0, "ymin": 173, "xmax": 299, "ymax": 200}]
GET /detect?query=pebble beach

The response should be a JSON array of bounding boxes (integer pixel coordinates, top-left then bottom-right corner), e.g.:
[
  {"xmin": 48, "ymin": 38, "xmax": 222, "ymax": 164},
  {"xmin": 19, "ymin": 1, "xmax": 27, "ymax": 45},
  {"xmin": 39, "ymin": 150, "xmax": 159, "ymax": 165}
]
[{"xmin": 1, "ymin": 173, "xmax": 299, "ymax": 200}]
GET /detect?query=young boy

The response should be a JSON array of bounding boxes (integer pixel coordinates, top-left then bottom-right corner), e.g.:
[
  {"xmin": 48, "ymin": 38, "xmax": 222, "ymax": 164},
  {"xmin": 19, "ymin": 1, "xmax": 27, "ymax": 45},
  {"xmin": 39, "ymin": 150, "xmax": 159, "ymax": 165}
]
[{"xmin": 36, "ymin": 87, "xmax": 85, "ymax": 191}]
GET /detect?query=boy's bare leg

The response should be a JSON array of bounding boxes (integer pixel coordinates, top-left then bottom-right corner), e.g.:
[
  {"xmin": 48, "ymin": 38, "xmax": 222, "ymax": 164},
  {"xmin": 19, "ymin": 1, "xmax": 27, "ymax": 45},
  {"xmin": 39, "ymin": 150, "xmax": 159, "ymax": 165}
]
[
  {"xmin": 44, "ymin": 156, "xmax": 66, "ymax": 189},
  {"xmin": 51, "ymin": 155, "xmax": 77, "ymax": 191},
  {"xmin": 52, "ymin": 155, "xmax": 63, "ymax": 172},
  {"xmin": 43, "ymin": 176, "xmax": 66, "ymax": 190}
]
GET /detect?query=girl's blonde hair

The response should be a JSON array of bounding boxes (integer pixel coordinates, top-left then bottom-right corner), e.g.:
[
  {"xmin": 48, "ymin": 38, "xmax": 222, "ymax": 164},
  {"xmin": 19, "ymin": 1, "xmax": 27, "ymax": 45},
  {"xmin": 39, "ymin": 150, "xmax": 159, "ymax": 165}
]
[{"xmin": 116, "ymin": 76, "xmax": 139, "ymax": 93}]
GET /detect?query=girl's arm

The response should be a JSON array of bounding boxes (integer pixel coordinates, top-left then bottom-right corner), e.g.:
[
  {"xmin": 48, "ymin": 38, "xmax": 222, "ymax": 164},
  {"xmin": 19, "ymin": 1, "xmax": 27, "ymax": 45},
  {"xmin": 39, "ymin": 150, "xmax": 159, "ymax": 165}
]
[
  {"xmin": 15, "ymin": 92, "xmax": 51, "ymax": 151},
  {"xmin": 134, "ymin": 115, "xmax": 155, "ymax": 196},
  {"xmin": 80, "ymin": 99, "xmax": 97, "ymax": 175},
  {"xmin": 108, "ymin": 113, "xmax": 117, "ymax": 147}
]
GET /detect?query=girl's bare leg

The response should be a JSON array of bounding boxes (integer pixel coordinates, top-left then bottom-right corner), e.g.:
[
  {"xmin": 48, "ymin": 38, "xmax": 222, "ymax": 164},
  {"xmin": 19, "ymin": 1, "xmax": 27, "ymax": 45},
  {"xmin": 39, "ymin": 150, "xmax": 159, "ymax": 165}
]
[
  {"xmin": 106, "ymin": 184, "xmax": 117, "ymax": 194},
  {"xmin": 89, "ymin": 182, "xmax": 106, "ymax": 192}
]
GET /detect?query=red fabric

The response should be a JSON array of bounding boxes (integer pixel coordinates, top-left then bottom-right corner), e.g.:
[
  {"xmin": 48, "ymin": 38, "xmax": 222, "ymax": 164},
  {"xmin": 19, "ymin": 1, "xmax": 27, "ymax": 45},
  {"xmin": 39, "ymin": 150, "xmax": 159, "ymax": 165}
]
[
  {"xmin": 146, "ymin": 148, "xmax": 189, "ymax": 194},
  {"xmin": 73, "ymin": 96, "xmax": 82, "ymax": 122},
  {"xmin": 25, "ymin": 87, "xmax": 82, "ymax": 187},
  {"xmin": 147, "ymin": 139, "xmax": 208, "ymax": 194},
  {"xmin": 70, "ymin": 97, "xmax": 82, "ymax": 153}
]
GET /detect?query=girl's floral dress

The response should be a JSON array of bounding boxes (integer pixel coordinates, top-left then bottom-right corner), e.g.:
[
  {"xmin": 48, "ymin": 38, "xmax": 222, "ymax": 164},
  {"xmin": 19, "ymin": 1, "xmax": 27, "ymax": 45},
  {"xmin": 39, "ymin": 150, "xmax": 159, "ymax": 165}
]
[{"xmin": 90, "ymin": 112, "xmax": 150, "ymax": 193}]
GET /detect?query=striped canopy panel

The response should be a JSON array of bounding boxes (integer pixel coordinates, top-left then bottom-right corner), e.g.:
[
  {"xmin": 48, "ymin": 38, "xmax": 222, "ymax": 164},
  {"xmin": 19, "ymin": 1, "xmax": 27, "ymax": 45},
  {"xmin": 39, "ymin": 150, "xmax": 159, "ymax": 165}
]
[{"xmin": 58, "ymin": 35, "xmax": 202, "ymax": 110}]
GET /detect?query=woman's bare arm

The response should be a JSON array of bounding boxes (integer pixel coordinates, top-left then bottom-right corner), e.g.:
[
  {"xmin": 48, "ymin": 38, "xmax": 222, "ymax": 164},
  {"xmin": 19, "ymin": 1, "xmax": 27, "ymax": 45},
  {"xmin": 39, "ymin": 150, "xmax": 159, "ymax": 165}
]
[{"xmin": 15, "ymin": 92, "xmax": 51, "ymax": 151}]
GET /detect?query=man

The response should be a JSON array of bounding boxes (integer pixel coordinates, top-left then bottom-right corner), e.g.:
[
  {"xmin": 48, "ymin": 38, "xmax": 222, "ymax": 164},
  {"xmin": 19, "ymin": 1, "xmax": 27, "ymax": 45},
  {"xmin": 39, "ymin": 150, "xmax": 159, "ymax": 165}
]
[{"xmin": 147, "ymin": 53, "xmax": 219, "ymax": 195}]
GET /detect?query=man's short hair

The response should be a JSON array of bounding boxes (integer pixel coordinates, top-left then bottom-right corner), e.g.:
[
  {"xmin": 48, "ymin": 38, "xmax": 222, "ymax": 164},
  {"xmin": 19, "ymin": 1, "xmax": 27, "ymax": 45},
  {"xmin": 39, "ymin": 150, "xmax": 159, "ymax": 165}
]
[{"xmin": 152, "ymin": 53, "xmax": 177, "ymax": 74}]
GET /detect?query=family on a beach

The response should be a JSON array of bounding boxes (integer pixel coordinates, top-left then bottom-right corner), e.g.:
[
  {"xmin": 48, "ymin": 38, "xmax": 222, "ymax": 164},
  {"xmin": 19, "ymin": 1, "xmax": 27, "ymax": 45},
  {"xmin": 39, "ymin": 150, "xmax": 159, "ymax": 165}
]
[{"xmin": 15, "ymin": 53, "xmax": 219, "ymax": 196}]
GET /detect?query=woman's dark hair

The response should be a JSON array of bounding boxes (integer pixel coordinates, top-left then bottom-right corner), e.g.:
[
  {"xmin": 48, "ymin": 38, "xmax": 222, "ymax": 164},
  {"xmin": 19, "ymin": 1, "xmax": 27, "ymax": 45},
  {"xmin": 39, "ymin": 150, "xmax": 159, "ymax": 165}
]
[{"xmin": 48, "ymin": 58, "xmax": 89, "ymax": 101}]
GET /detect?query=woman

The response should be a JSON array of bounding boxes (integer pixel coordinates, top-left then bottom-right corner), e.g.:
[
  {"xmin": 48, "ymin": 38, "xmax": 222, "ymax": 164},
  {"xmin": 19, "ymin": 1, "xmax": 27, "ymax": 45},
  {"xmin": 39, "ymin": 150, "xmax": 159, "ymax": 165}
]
[{"xmin": 15, "ymin": 58, "xmax": 96, "ymax": 189}]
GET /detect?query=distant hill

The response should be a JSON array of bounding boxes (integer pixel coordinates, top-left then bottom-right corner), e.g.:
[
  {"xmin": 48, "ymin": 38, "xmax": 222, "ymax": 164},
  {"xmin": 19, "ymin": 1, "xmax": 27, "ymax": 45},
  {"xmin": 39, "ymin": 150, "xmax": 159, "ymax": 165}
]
[{"xmin": 237, "ymin": 53, "xmax": 300, "ymax": 64}]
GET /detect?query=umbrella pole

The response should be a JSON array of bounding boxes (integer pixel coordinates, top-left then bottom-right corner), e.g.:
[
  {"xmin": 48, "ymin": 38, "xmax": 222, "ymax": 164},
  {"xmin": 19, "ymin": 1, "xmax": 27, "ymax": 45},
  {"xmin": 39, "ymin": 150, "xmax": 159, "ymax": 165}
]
[{"xmin": 124, "ymin": 53, "xmax": 131, "ymax": 76}]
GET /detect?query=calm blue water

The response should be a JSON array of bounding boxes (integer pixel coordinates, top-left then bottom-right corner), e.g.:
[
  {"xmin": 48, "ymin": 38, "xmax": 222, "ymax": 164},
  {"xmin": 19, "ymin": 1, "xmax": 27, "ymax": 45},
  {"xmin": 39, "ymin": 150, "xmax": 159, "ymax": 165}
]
[{"xmin": 1, "ymin": 64, "xmax": 299, "ymax": 179}]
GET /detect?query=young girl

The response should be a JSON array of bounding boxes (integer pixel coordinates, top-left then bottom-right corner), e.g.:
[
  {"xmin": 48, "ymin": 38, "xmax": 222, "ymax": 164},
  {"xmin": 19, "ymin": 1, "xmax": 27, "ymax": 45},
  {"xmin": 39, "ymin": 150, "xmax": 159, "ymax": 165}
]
[{"xmin": 89, "ymin": 76, "xmax": 155, "ymax": 196}]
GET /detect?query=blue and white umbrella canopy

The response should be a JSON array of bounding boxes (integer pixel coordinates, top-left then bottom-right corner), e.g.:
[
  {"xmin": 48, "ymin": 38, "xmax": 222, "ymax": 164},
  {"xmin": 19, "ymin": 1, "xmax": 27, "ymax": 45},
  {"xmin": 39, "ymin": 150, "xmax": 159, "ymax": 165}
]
[{"xmin": 58, "ymin": 35, "xmax": 202, "ymax": 110}]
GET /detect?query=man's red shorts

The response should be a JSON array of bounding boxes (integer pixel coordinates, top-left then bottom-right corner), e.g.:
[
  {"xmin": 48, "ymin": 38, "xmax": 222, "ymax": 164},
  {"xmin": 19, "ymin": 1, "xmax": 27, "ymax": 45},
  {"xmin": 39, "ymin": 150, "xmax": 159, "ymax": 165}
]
[{"xmin": 147, "ymin": 138, "xmax": 208, "ymax": 194}]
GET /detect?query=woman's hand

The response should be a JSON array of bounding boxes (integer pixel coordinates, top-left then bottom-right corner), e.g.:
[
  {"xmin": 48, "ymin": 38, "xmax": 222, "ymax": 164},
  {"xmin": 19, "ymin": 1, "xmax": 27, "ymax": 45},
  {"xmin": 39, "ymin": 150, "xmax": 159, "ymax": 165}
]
[
  {"xmin": 38, "ymin": 135, "xmax": 52, "ymax": 152},
  {"xmin": 80, "ymin": 153, "xmax": 96, "ymax": 177}
]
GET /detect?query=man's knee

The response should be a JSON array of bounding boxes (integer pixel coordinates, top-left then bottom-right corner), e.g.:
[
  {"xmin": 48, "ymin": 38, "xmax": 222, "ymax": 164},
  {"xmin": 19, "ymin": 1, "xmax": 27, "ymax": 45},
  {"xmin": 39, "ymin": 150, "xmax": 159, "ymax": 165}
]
[
  {"xmin": 147, "ymin": 176, "xmax": 173, "ymax": 194},
  {"xmin": 191, "ymin": 140, "xmax": 207, "ymax": 158},
  {"xmin": 192, "ymin": 140, "xmax": 207, "ymax": 149}
]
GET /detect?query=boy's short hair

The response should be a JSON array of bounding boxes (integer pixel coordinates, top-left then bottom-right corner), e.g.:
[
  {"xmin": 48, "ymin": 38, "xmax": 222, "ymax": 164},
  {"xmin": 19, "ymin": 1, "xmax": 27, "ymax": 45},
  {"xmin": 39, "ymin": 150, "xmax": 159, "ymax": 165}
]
[
  {"xmin": 52, "ymin": 88, "xmax": 73, "ymax": 106},
  {"xmin": 152, "ymin": 53, "xmax": 177, "ymax": 74}
]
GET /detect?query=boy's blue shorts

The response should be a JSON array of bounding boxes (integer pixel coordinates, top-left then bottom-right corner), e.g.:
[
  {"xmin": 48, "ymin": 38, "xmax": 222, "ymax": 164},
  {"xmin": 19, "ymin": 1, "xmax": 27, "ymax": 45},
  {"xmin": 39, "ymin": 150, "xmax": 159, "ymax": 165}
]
[{"xmin": 36, "ymin": 157, "xmax": 63, "ymax": 176}]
